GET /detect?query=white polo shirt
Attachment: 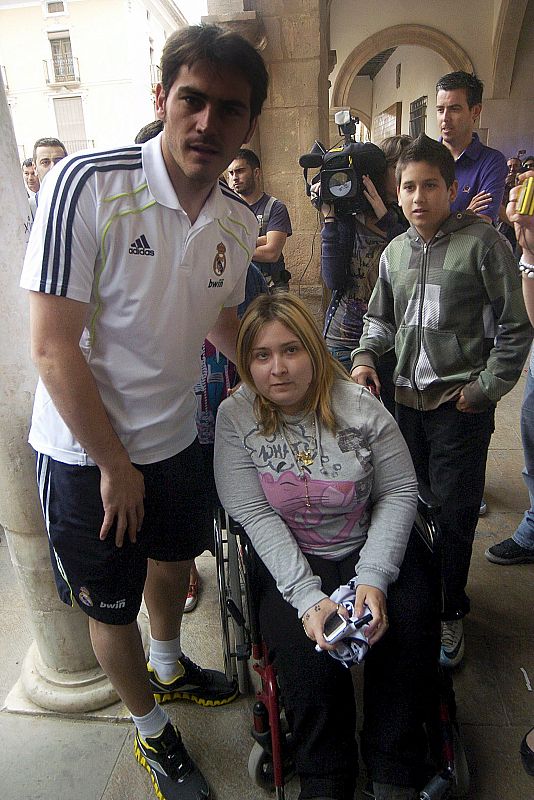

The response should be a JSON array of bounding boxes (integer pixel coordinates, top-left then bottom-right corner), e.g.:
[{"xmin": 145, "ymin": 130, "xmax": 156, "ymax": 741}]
[{"xmin": 21, "ymin": 134, "xmax": 257, "ymax": 465}]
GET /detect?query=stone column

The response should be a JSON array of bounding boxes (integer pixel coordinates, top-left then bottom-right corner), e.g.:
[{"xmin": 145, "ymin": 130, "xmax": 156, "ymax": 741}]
[
  {"xmin": 0, "ymin": 82, "xmax": 117, "ymax": 713},
  {"xmin": 205, "ymin": 0, "xmax": 331, "ymax": 316}
]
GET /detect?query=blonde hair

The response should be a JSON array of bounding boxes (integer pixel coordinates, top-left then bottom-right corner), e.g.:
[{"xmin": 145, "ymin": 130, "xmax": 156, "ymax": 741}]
[{"xmin": 236, "ymin": 292, "xmax": 350, "ymax": 435}]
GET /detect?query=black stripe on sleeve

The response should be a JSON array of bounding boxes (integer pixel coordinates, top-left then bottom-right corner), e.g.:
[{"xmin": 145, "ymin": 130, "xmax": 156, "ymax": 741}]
[{"xmin": 40, "ymin": 148, "xmax": 142, "ymax": 296}]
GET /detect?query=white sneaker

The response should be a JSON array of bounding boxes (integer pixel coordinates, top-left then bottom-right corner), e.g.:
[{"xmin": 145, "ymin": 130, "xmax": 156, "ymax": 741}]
[{"xmin": 440, "ymin": 619, "xmax": 464, "ymax": 668}]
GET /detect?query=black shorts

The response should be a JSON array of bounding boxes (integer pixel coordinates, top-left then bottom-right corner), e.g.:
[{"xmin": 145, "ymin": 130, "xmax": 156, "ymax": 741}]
[{"xmin": 36, "ymin": 440, "xmax": 213, "ymax": 624}]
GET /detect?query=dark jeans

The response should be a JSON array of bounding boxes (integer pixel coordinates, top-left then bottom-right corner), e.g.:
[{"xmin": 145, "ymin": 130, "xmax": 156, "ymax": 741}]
[
  {"xmin": 396, "ymin": 402, "xmax": 495, "ymax": 619},
  {"xmin": 256, "ymin": 528, "xmax": 441, "ymax": 798}
]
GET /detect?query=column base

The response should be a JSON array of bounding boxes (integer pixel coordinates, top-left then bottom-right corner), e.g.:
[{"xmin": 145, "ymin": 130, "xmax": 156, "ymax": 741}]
[{"xmin": 19, "ymin": 641, "xmax": 119, "ymax": 714}]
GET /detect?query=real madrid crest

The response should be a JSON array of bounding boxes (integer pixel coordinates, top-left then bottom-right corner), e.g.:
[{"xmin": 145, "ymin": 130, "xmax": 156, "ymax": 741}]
[{"xmin": 213, "ymin": 242, "xmax": 227, "ymax": 276}]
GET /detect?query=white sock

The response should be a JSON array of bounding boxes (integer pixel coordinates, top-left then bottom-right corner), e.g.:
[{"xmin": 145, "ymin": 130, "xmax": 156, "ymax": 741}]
[
  {"xmin": 149, "ymin": 636, "xmax": 183, "ymax": 681},
  {"xmin": 132, "ymin": 703, "xmax": 169, "ymax": 739}
]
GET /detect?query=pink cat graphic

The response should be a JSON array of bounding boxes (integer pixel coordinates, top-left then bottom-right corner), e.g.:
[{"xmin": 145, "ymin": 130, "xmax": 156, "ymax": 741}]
[{"xmin": 260, "ymin": 470, "xmax": 368, "ymax": 548}]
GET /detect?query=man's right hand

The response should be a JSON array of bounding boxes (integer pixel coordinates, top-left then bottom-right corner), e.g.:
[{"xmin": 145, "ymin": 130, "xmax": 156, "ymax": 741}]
[
  {"xmin": 350, "ymin": 365, "xmax": 381, "ymax": 395},
  {"xmin": 99, "ymin": 459, "xmax": 145, "ymax": 547}
]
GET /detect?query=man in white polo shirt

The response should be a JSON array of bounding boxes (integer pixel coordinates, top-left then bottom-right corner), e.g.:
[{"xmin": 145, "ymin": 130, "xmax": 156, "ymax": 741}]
[{"xmin": 20, "ymin": 24, "xmax": 268, "ymax": 800}]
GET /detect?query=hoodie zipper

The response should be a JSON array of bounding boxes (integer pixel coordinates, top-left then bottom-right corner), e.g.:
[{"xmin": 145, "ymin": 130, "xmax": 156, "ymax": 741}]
[{"xmin": 413, "ymin": 240, "xmax": 429, "ymax": 410}]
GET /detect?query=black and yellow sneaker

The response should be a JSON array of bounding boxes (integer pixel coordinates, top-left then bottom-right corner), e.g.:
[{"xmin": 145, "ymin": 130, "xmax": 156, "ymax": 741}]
[
  {"xmin": 134, "ymin": 722, "xmax": 210, "ymax": 800},
  {"xmin": 148, "ymin": 654, "xmax": 239, "ymax": 707}
]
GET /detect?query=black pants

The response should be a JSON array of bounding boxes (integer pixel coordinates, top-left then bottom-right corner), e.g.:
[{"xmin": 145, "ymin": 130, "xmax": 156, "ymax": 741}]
[
  {"xmin": 396, "ymin": 402, "xmax": 494, "ymax": 619},
  {"xmin": 256, "ymin": 528, "xmax": 441, "ymax": 799}
]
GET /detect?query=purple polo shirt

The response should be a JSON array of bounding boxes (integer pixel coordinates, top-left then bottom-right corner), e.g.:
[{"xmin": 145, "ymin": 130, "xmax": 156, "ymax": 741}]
[{"xmin": 448, "ymin": 133, "xmax": 507, "ymax": 223}]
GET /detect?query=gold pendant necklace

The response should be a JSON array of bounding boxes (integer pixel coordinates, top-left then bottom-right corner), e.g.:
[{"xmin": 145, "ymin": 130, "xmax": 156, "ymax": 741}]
[{"xmin": 281, "ymin": 415, "xmax": 317, "ymax": 508}]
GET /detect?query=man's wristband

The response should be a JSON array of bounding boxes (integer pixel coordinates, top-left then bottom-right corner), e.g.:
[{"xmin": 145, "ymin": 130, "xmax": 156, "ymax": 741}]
[{"xmin": 519, "ymin": 258, "xmax": 534, "ymax": 278}]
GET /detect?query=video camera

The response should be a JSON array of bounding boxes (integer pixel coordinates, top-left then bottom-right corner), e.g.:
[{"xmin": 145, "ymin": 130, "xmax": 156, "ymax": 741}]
[{"xmin": 299, "ymin": 110, "xmax": 387, "ymax": 216}]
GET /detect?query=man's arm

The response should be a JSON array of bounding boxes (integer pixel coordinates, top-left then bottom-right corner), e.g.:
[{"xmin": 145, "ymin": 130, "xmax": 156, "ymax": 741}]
[
  {"xmin": 252, "ymin": 230, "xmax": 287, "ymax": 262},
  {"xmin": 473, "ymin": 150, "xmax": 508, "ymax": 224},
  {"xmin": 29, "ymin": 291, "xmax": 145, "ymax": 545},
  {"xmin": 206, "ymin": 305, "xmax": 240, "ymax": 363}
]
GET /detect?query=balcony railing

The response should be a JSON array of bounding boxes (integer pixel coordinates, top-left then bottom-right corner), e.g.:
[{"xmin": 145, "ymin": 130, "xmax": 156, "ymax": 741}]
[
  {"xmin": 150, "ymin": 63, "xmax": 161, "ymax": 89},
  {"xmin": 63, "ymin": 139, "xmax": 94, "ymax": 154},
  {"xmin": 43, "ymin": 55, "xmax": 80, "ymax": 85},
  {"xmin": 1, "ymin": 65, "xmax": 8, "ymax": 91}
]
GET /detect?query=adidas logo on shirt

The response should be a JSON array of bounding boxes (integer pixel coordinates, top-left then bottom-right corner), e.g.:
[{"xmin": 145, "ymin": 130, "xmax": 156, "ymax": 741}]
[{"xmin": 129, "ymin": 234, "xmax": 154, "ymax": 256}]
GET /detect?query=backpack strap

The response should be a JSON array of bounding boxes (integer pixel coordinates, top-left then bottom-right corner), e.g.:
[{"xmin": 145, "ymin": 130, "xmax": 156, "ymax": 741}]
[{"xmin": 257, "ymin": 196, "xmax": 278, "ymax": 236}]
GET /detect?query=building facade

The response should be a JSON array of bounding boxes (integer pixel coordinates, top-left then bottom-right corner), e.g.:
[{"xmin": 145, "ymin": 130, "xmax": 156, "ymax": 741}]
[{"xmin": 0, "ymin": 0, "xmax": 187, "ymax": 158}]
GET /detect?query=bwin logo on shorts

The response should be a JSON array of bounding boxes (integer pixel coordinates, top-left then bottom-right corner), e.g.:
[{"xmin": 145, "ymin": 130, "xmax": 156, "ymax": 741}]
[{"xmin": 100, "ymin": 598, "xmax": 126, "ymax": 609}]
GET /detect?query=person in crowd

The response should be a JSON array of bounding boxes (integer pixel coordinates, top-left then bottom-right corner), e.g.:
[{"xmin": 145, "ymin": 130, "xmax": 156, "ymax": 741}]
[
  {"xmin": 319, "ymin": 141, "xmax": 409, "ymax": 414},
  {"xmin": 523, "ymin": 156, "xmax": 534, "ymax": 171},
  {"xmin": 228, "ymin": 148, "xmax": 293, "ymax": 288},
  {"xmin": 22, "ymin": 157, "xmax": 39, "ymax": 220},
  {"xmin": 20, "ymin": 24, "xmax": 268, "ymax": 800},
  {"xmin": 351, "ymin": 134, "xmax": 532, "ymax": 669},
  {"xmin": 486, "ymin": 170, "xmax": 534, "ymax": 567},
  {"xmin": 32, "ymin": 136, "xmax": 67, "ymax": 184},
  {"xmin": 436, "ymin": 71, "xmax": 507, "ymax": 224},
  {"xmin": 22, "ymin": 157, "xmax": 40, "ymax": 194},
  {"xmin": 489, "ymin": 168, "xmax": 534, "ymax": 777},
  {"xmin": 215, "ymin": 291, "xmax": 441, "ymax": 800}
]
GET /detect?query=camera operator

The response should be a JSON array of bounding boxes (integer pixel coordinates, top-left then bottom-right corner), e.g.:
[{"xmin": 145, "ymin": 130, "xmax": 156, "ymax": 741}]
[{"xmin": 318, "ymin": 143, "xmax": 406, "ymax": 414}]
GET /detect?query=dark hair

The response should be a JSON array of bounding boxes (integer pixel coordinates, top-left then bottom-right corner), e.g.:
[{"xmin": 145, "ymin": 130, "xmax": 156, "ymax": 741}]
[
  {"xmin": 379, "ymin": 135, "xmax": 413, "ymax": 167},
  {"xmin": 135, "ymin": 119, "xmax": 164, "ymax": 144},
  {"xmin": 395, "ymin": 134, "xmax": 456, "ymax": 189},
  {"xmin": 22, "ymin": 157, "xmax": 33, "ymax": 168},
  {"xmin": 160, "ymin": 24, "xmax": 268, "ymax": 121},
  {"xmin": 233, "ymin": 148, "xmax": 261, "ymax": 170},
  {"xmin": 523, "ymin": 156, "xmax": 534, "ymax": 166},
  {"xmin": 33, "ymin": 137, "xmax": 67, "ymax": 163},
  {"xmin": 435, "ymin": 71, "xmax": 483, "ymax": 108}
]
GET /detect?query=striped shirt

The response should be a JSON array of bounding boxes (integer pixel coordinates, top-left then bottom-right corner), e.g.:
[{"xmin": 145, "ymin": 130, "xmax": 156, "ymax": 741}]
[{"xmin": 21, "ymin": 133, "xmax": 257, "ymax": 465}]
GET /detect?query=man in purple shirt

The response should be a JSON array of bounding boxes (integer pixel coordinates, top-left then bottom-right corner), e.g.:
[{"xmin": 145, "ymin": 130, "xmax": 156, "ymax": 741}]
[{"xmin": 436, "ymin": 71, "xmax": 507, "ymax": 224}]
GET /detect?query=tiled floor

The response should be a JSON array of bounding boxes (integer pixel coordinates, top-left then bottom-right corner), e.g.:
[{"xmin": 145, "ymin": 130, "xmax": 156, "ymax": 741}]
[{"xmin": 1, "ymin": 372, "xmax": 533, "ymax": 800}]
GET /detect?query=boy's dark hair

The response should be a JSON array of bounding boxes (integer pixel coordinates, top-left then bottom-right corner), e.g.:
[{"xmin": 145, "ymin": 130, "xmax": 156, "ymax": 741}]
[
  {"xmin": 435, "ymin": 71, "xmax": 484, "ymax": 108},
  {"xmin": 22, "ymin": 157, "xmax": 33, "ymax": 168},
  {"xmin": 395, "ymin": 134, "xmax": 456, "ymax": 188},
  {"xmin": 135, "ymin": 119, "xmax": 164, "ymax": 144},
  {"xmin": 32, "ymin": 137, "xmax": 67, "ymax": 163},
  {"xmin": 234, "ymin": 148, "xmax": 261, "ymax": 170},
  {"xmin": 160, "ymin": 24, "xmax": 268, "ymax": 121}
]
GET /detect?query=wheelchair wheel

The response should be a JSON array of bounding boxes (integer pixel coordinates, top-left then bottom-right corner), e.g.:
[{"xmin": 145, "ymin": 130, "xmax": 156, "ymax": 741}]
[
  {"xmin": 213, "ymin": 508, "xmax": 251, "ymax": 694},
  {"xmin": 247, "ymin": 737, "xmax": 296, "ymax": 791},
  {"xmin": 248, "ymin": 742, "xmax": 275, "ymax": 790}
]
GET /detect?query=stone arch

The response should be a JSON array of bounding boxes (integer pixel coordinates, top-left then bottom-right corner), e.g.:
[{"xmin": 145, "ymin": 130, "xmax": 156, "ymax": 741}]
[
  {"xmin": 492, "ymin": 0, "xmax": 528, "ymax": 98},
  {"xmin": 332, "ymin": 24, "xmax": 474, "ymax": 109}
]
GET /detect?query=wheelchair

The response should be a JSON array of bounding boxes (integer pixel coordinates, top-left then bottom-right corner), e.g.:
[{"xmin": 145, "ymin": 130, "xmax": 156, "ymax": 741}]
[{"xmin": 213, "ymin": 496, "xmax": 470, "ymax": 800}]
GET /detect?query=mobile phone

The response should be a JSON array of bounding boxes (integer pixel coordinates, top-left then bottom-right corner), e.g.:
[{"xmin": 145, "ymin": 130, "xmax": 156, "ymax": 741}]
[
  {"xmin": 323, "ymin": 610, "xmax": 373, "ymax": 643},
  {"xmin": 323, "ymin": 612, "xmax": 349, "ymax": 642},
  {"xmin": 517, "ymin": 176, "xmax": 534, "ymax": 216}
]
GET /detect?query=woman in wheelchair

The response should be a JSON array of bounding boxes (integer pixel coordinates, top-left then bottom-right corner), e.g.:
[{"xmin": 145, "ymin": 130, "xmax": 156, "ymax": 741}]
[{"xmin": 214, "ymin": 292, "xmax": 440, "ymax": 800}]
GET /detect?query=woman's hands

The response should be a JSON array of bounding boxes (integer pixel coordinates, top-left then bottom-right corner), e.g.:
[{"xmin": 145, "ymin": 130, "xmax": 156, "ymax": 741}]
[
  {"xmin": 363, "ymin": 175, "xmax": 387, "ymax": 221},
  {"xmin": 354, "ymin": 584, "xmax": 389, "ymax": 646},
  {"xmin": 301, "ymin": 583, "xmax": 389, "ymax": 651},
  {"xmin": 301, "ymin": 597, "xmax": 349, "ymax": 651}
]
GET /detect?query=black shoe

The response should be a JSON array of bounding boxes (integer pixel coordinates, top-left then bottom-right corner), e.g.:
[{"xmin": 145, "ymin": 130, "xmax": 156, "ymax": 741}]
[
  {"xmin": 134, "ymin": 722, "xmax": 210, "ymax": 800},
  {"xmin": 485, "ymin": 537, "xmax": 534, "ymax": 565},
  {"xmin": 148, "ymin": 655, "xmax": 238, "ymax": 706}
]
